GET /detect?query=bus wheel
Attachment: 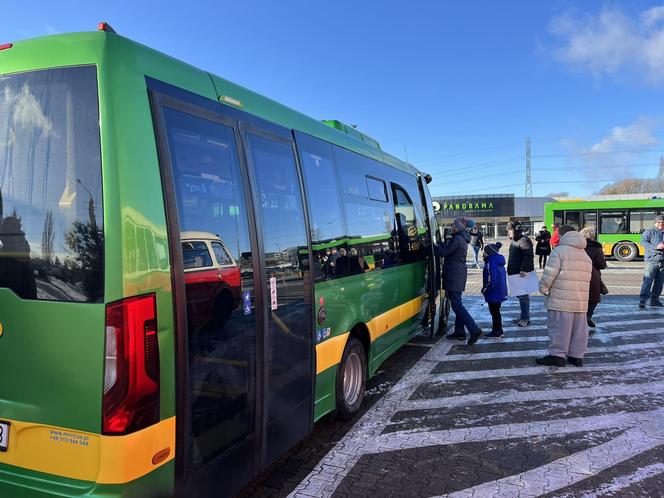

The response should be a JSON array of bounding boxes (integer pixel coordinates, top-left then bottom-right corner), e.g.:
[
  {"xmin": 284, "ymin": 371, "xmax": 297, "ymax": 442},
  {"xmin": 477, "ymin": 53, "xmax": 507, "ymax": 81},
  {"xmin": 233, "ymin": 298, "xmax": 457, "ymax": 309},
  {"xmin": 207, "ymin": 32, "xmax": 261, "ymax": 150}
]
[
  {"xmin": 613, "ymin": 242, "xmax": 638, "ymax": 262},
  {"xmin": 336, "ymin": 338, "xmax": 367, "ymax": 420}
]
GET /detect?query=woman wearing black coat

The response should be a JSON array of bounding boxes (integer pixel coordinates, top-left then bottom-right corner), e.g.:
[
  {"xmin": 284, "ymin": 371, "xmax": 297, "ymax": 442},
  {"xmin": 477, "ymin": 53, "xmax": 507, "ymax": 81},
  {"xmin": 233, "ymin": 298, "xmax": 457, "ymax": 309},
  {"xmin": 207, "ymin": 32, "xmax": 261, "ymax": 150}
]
[
  {"xmin": 580, "ymin": 226, "xmax": 607, "ymax": 328},
  {"xmin": 535, "ymin": 227, "xmax": 552, "ymax": 269},
  {"xmin": 435, "ymin": 217, "xmax": 483, "ymax": 345}
]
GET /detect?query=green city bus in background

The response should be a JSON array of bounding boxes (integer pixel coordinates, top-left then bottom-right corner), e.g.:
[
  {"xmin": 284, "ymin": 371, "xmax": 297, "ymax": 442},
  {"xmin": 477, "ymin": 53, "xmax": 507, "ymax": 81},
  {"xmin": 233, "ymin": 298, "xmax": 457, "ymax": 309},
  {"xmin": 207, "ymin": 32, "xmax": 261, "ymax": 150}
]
[
  {"xmin": 544, "ymin": 198, "xmax": 664, "ymax": 261},
  {"xmin": 0, "ymin": 24, "xmax": 440, "ymax": 497}
]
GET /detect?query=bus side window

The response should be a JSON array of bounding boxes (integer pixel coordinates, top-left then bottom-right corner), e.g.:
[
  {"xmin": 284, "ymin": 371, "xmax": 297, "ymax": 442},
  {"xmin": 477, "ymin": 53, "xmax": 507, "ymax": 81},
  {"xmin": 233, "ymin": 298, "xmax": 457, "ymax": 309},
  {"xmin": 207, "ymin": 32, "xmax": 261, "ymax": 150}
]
[
  {"xmin": 582, "ymin": 210, "xmax": 597, "ymax": 229},
  {"xmin": 334, "ymin": 146, "xmax": 395, "ymax": 276},
  {"xmin": 392, "ymin": 184, "xmax": 422, "ymax": 263},
  {"xmin": 553, "ymin": 210, "xmax": 564, "ymax": 226},
  {"xmin": 182, "ymin": 241, "xmax": 212, "ymax": 269},
  {"xmin": 599, "ymin": 211, "xmax": 629, "ymax": 234},
  {"xmin": 295, "ymin": 132, "xmax": 346, "ymax": 282}
]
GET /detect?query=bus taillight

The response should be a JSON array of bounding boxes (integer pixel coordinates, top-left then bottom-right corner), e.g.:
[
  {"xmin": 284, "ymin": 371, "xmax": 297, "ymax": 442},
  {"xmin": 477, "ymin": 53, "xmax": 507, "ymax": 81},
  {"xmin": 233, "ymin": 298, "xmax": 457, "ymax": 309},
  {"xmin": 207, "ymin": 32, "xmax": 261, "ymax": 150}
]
[
  {"xmin": 103, "ymin": 294, "xmax": 160, "ymax": 435},
  {"xmin": 0, "ymin": 43, "xmax": 13, "ymax": 51}
]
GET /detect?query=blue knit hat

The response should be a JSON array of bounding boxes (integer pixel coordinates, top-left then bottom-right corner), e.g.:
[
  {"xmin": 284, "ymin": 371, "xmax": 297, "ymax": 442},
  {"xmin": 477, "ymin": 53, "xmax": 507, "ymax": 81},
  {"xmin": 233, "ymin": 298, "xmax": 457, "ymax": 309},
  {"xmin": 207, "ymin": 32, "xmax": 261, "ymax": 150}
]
[{"xmin": 484, "ymin": 241, "xmax": 502, "ymax": 256}]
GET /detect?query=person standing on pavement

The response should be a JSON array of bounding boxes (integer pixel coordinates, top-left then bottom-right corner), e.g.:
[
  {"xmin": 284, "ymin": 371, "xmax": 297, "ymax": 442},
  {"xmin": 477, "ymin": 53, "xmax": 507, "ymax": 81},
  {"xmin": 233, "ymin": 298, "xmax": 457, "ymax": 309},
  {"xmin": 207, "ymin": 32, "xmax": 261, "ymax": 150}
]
[
  {"xmin": 535, "ymin": 226, "xmax": 552, "ymax": 269},
  {"xmin": 435, "ymin": 217, "xmax": 483, "ymax": 345},
  {"xmin": 639, "ymin": 214, "xmax": 664, "ymax": 309},
  {"xmin": 580, "ymin": 226, "xmax": 607, "ymax": 329},
  {"xmin": 536, "ymin": 225, "xmax": 593, "ymax": 367},
  {"xmin": 481, "ymin": 242, "xmax": 508, "ymax": 338},
  {"xmin": 469, "ymin": 224, "xmax": 484, "ymax": 269},
  {"xmin": 550, "ymin": 222, "xmax": 561, "ymax": 249},
  {"xmin": 507, "ymin": 221, "xmax": 535, "ymax": 327}
]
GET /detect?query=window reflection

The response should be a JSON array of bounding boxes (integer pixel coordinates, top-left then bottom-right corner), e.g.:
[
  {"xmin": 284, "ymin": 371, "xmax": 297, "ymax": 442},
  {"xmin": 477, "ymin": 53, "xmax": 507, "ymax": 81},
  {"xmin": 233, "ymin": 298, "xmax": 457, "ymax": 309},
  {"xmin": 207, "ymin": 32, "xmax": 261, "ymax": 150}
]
[
  {"xmin": 0, "ymin": 67, "xmax": 103, "ymax": 302},
  {"xmin": 162, "ymin": 107, "xmax": 255, "ymax": 468},
  {"xmin": 298, "ymin": 132, "xmax": 432, "ymax": 281}
]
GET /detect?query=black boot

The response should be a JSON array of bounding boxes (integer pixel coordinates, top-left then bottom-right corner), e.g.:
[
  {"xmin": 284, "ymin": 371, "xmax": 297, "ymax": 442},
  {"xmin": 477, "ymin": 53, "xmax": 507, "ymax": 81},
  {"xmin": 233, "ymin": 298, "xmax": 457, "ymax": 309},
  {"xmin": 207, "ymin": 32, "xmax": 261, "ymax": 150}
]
[
  {"xmin": 485, "ymin": 330, "xmax": 503, "ymax": 338},
  {"xmin": 587, "ymin": 317, "xmax": 596, "ymax": 328},
  {"xmin": 567, "ymin": 357, "xmax": 583, "ymax": 367},
  {"xmin": 445, "ymin": 332, "xmax": 466, "ymax": 341},
  {"xmin": 535, "ymin": 355, "xmax": 566, "ymax": 367},
  {"xmin": 467, "ymin": 328, "xmax": 483, "ymax": 345}
]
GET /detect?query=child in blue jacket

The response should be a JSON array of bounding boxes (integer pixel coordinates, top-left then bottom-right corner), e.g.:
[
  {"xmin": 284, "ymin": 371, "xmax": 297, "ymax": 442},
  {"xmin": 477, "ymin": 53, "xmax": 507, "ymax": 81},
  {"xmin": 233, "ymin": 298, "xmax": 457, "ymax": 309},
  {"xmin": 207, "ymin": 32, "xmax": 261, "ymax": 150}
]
[{"xmin": 482, "ymin": 242, "xmax": 508, "ymax": 338}]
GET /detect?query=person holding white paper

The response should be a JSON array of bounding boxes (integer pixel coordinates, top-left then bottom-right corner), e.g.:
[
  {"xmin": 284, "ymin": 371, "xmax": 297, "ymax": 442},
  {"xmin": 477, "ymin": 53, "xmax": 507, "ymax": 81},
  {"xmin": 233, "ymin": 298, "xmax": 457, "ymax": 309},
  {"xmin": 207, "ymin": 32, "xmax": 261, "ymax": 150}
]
[
  {"xmin": 537, "ymin": 225, "xmax": 593, "ymax": 367},
  {"xmin": 507, "ymin": 221, "xmax": 535, "ymax": 327}
]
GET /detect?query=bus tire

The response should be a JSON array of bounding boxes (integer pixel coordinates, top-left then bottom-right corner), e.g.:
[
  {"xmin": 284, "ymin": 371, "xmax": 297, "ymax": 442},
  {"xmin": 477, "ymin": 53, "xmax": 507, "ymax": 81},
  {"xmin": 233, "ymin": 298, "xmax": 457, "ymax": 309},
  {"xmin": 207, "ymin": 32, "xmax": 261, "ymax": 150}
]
[
  {"xmin": 336, "ymin": 338, "xmax": 367, "ymax": 421},
  {"xmin": 613, "ymin": 242, "xmax": 638, "ymax": 262}
]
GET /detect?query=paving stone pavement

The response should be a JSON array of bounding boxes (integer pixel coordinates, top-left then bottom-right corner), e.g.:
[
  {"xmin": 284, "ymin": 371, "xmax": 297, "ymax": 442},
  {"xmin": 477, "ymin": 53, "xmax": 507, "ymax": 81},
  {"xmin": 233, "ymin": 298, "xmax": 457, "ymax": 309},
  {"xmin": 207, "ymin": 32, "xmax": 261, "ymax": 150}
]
[{"xmin": 278, "ymin": 296, "xmax": 664, "ymax": 498}]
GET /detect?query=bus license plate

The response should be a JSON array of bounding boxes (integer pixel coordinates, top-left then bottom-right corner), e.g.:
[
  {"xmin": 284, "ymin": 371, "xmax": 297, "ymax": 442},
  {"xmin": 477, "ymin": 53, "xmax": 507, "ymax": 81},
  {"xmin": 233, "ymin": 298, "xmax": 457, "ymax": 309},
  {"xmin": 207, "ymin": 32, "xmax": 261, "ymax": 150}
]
[{"xmin": 0, "ymin": 421, "xmax": 9, "ymax": 451}]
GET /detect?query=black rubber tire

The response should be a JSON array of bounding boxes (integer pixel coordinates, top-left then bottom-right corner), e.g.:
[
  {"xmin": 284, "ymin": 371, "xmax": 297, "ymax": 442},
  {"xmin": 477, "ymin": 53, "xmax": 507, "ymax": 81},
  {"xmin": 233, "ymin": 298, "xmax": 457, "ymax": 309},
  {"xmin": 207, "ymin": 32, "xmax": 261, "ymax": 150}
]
[
  {"xmin": 613, "ymin": 242, "xmax": 638, "ymax": 262},
  {"xmin": 211, "ymin": 290, "xmax": 235, "ymax": 325},
  {"xmin": 335, "ymin": 338, "xmax": 367, "ymax": 421}
]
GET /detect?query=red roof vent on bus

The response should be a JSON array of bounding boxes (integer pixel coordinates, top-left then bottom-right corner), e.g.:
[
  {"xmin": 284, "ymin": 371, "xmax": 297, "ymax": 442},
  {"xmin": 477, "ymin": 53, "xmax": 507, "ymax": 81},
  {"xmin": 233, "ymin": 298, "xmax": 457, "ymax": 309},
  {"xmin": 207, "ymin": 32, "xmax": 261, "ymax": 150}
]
[
  {"xmin": 97, "ymin": 22, "xmax": 117, "ymax": 34},
  {"xmin": 0, "ymin": 43, "xmax": 13, "ymax": 51}
]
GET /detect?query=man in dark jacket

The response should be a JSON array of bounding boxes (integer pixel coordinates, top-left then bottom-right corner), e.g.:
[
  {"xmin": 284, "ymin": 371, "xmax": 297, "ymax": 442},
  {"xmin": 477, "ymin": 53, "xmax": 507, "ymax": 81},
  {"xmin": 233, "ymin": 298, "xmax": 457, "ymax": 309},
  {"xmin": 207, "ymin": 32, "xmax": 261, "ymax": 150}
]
[
  {"xmin": 639, "ymin": 214, "xmax": 664, "ymax": 309},
  {"xmin": 435, "ymin": 217, "xmax": 483, "ymax": 345},
  {"xmin": 507, "ymin": 221, "xmax": 535, "ymax": 327}
]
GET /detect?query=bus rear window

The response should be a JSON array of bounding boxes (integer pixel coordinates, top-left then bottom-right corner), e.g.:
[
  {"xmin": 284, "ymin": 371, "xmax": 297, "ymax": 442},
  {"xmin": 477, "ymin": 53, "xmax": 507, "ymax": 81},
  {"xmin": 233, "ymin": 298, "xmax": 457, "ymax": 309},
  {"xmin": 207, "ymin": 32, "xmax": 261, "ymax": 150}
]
[{"xmin": 0, "ymin": 66, "xmax": 103, "ymax": 302}]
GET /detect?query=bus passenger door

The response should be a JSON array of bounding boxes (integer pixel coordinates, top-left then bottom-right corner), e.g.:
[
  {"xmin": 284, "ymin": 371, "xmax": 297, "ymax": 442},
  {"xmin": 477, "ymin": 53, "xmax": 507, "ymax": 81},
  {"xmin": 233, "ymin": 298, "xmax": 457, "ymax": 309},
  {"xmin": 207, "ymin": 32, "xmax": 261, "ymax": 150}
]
[
  {"xmin": 240, "ymin": 126, "xmax": 314, "ymax": 467},
  {"xmin": 416, "ymin": 174, "xmax": 439, "ymax": 336},
  {"xmin": 152, "ymin": 96, "xmax": 261, "ymax": 497}
]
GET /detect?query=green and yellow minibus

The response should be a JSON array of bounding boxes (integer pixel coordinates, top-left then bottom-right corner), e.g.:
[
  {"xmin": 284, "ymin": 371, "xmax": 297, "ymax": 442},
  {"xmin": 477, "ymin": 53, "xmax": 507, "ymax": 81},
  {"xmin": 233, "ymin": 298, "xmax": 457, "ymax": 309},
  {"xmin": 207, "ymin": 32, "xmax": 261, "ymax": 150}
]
[
  {"xmin": 0, "ymin": 24, "xmax": 439, "ymax": 497},
  {"xmin": 544, "ymin": 198, "xmax": 664, "ymax": 261}
]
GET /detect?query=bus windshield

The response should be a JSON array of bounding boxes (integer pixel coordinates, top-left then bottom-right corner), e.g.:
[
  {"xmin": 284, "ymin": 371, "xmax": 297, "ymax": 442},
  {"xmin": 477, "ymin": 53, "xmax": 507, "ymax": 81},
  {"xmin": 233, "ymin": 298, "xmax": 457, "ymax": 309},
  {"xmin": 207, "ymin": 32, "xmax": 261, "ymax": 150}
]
[{"xmin": 0, "ymin": 66, "xmax": 103, "ymax": 302}]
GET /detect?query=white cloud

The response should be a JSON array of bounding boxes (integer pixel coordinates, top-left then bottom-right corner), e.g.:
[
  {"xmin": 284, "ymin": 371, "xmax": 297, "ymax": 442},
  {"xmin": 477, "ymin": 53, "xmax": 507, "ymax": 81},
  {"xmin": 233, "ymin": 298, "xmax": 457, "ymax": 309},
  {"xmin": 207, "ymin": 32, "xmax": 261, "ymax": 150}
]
[
  {"xmin": 550, "ymin": 5, "xmax": 664, "ymax": 82},
  {"xmin": 589, "ymin": 118, "xmax": 659, "ymax": 153},
  {"xmin": 642, "ymin": 6, "xmax": 664, "ymax": 27},
  {"xmin": 0, "ymin": 84, "xmax": 55, "ymax": 149},
  {"xmin": 560, "ymin": 118, "xmax": 660, "ymax": 179}
]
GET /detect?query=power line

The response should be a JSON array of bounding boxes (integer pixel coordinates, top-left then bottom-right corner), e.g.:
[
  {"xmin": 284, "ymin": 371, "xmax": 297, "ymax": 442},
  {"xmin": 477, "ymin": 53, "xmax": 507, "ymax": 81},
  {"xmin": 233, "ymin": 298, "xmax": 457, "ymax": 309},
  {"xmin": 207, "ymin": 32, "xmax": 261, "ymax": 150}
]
[
  {"xmin": 440, "ymin": 178, "xmax": 637, "ymax": 196},
  {"xmin": 426, "ymin": 146, "xmax": 664, "ymax": 177}
]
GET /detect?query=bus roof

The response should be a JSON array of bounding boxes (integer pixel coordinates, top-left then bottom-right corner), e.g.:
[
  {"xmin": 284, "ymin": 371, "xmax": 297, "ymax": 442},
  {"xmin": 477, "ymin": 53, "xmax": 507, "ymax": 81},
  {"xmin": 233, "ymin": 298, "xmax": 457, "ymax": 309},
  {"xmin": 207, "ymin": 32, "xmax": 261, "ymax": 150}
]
[{"xmin": 0, "ymin": 29, "xmax": 422, "ymax": 178}]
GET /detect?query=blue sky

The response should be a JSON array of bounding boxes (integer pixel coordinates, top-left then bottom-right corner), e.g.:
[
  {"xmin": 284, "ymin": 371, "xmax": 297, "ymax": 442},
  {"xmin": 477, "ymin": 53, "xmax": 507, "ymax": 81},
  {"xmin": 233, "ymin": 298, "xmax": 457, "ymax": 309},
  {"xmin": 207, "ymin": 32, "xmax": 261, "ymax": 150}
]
[{"xmin": 2, "ymin": 0, "xmax": 664, "ymax": 197}]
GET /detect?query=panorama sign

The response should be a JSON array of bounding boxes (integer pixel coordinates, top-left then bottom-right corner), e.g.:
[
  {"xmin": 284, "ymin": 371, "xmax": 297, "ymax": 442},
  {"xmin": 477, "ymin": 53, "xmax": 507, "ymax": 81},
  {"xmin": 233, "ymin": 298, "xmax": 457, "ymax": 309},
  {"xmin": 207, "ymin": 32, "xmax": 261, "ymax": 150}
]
[{"xmin": 433, "ymin": 196, "xmax": 515, "ymax": 218}]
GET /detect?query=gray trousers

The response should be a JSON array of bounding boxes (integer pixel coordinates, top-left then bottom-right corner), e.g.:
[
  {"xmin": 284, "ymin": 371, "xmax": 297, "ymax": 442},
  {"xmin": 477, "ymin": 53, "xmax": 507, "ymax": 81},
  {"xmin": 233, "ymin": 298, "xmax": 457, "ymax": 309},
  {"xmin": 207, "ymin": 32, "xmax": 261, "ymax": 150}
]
[{"xmin": 547, "ymin": 310, "xmax": 588, "ymax": 358}]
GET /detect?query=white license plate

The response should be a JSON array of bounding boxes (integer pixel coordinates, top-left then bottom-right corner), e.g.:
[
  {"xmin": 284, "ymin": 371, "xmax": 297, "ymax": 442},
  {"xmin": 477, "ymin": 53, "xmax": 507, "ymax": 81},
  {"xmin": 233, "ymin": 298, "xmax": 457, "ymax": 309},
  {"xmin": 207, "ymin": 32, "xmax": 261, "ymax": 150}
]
[{"xmin": 0, "ymin": 421, "xmax": 9, "ymax": 451}]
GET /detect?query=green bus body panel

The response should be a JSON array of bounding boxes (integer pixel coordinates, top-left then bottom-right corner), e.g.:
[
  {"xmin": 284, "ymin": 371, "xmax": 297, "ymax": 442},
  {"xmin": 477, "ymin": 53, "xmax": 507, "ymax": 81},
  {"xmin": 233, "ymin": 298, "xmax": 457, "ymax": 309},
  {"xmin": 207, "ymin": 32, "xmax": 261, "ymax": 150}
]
[
  {"xmin": 0, "ymin": 460, "xmax": 174, "ymax": 498},
  {"xmin": 0, "ymin": 291, "xmax": 104, "ymax": 432},
  {"xmin": 314, "ymin": 367, "xmax": 337, "ymax": 421},
  {"xmin": 313, "ymin": 262, "xmax": 427, "ymax": 418}
]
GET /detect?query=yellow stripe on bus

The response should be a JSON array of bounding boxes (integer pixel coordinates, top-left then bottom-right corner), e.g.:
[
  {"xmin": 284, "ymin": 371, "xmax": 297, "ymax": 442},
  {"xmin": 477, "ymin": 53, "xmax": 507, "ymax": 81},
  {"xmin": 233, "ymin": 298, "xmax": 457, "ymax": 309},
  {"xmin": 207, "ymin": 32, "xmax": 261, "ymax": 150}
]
[
  {"xmin": 367, "ymin": 294, "xmax": 426, "ymax": 342},
  {"xmin": 316, "ymin": 332, "xmax": 350, "ymax": 374},
  {"xmin": 315, "ymin": 294, "xmax": 426, "ymax": 374},
  {"xmin": 0, "ymin": 416, "xmax": 175, "ymax": 484}
]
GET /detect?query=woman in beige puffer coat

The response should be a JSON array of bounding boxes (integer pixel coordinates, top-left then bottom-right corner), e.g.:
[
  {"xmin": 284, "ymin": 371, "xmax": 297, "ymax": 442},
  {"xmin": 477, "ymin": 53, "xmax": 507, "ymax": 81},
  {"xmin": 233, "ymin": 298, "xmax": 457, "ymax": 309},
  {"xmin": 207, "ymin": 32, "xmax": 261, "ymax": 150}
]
[{"xmin": 536, "ymin": 227, "xmax": 593, "ymax": 368}]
